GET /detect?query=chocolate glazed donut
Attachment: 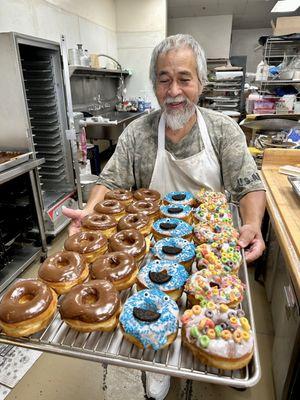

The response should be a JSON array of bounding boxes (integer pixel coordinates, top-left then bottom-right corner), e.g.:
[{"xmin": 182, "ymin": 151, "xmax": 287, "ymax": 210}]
[
  {"xmin": 126, "ymin": 200, "xmax": 160, "ymax": 223},
  {"xmin": 81, "ymin": 213, "xmax": 117, "ymax": 236},
  {"xmin": 94, "ymin": 199, "xmax": 125, "ymax": 221},
  {"xmin": 117, "ymin": 213, "xmax": 151, "ymax": 236},
  {"xmin": 133, "ymin": 188, "xmax": 161, "ymax": 204},
  {"xmin": 90, "ymin": 251, "xmax": 138, "ymax": 290},
  {"xmin": 59, "ymin": 280, "xmax": 121, "ymax": 332},
  {"xmin": 109, "ymin": 229, "xmax": 146, "ymax": 263},
  {"xmin": 64, "ymin": 231, "xmax": 108, "ymax": 263},
  {"xmin": 0, "ymin": 279, "xmax": 57, "ymax": 337},
  {"xmin": 104, "ymin": 189, "xmax": 133, "ymax": 206},
  {"xmin": 38, "ymin": 251, "xmax": 89, "ymax": 294}
]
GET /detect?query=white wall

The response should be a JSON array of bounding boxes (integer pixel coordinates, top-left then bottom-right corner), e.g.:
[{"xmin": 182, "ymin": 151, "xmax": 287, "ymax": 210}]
[
  {"xmin": 0, "ymin": 0, "xmax": 118, "ymax": 58},
  {"xmin": 168, "ymin": 15, "xmax": 233, "ymax": 59},
  {"xmin": 231, "ymin": 28, "xmax": 272, "ymax": 73},
  {"xmin": 116, "ymin": 0, "xmax": 167, "ymax": 108}
]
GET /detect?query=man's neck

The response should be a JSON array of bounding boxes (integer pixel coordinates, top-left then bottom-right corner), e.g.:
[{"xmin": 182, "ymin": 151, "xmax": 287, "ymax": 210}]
[{"xmin": 165, "ymin": 112, "xmax": 197, "ymax": 144}]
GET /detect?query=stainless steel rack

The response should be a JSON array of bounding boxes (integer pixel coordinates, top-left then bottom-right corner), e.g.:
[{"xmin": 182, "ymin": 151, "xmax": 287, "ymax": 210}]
[{"xmin": 0, "ymin": 205, "xmax": 261, "ymax": 388}]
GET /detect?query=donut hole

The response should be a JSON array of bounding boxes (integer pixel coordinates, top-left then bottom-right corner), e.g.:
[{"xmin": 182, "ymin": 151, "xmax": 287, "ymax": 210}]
[
  {"xmin": 105, "ymin": 200, "xmax": 117, "ymax": 207},
  {"xmin": 19, "ymin": 293, "xmax": 35, "ymax": 304},
  {"xmin": 110, "ymin": 256, "xmax": 121, "ymax": 266},
  {"xmin": 129, "ymin": 215, "xmax": 139, "ymax": 223},
  {"xmin": 57, "ymin": 256, "xmax": 71, "ymax": 268},
  {"xmin": 209, "ymin": 281, "xmax": 220, "ymax": 289},
  {"xmin": 97, "ymin": 215, "xmax": 108, "ymax": 222},
  {"xmin": 84, "ymin": 234, "xmax": 97, "ymax": 243},
  {"xmin": 122, "ymin": 236, "xmax": 136, "ymax": 246},
  {"xmin": 139, "ymin": 202, "xmax": 151, "ymax": 209},
  {"xmin": 82, "ymin": 288, "xmax": 98, "ymax": 305}
]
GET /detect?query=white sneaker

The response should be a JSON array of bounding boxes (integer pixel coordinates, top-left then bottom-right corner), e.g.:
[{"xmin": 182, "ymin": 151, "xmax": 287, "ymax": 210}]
[{"xmin": 146, "ymin": 372, "xmax": 170, "ymax": 400}]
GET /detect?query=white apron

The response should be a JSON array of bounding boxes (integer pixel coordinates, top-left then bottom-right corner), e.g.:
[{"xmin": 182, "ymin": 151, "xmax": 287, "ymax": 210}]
[{"xmin": 149, "ymin": 108, "xmax": 223, "ymax": 195}]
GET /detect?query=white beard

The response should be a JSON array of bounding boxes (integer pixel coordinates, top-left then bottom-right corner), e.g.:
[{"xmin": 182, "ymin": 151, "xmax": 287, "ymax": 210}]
[{"xmin": 163, "ymin": 96, "xmax": 196, "ymax": 131}]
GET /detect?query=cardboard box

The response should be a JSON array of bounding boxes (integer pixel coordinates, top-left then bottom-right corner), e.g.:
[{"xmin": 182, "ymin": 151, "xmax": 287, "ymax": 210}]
[{"xmin": 272, "ymin": 16, "xmax": 300, "ymax": 36}]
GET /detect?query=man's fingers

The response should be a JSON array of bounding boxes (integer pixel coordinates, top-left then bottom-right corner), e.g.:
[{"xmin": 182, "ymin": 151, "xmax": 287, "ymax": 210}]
[
  {"xmin": 62, "ymin": 206, "xmax": 83, "ymax": 220},
  {"xmin": 244, "ymin": 238, "xmax": 265, "ymax": 263},
  {"xmin": 238, "ymin": 227, "xmax": 255, "ymax": 248}
]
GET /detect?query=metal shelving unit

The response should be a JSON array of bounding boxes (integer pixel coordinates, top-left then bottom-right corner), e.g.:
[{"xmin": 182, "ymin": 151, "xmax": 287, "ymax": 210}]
[{"xmin": 0, "ymin": 205, "xmax": 261, "ymax": 388}]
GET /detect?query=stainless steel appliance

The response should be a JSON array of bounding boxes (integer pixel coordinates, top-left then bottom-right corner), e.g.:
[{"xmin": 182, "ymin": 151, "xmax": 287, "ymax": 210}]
[{"xmin": 0, "ymin": 32, "xmax": 80, "ymax": 236}]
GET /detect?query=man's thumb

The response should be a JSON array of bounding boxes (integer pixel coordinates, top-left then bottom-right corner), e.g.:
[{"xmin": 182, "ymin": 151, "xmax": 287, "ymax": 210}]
[
  {"xmin": 238, "ymin": 228, "xmax": 255, "ymax": 248},
  {"xmin": 62, "ymin": 206, "xmax": 83, "ymax": 220}
]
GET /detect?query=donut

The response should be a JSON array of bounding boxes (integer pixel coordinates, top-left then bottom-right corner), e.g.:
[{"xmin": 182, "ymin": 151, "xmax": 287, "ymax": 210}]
[
  {"xmin": 184, "ymin": 269, "xmax": 245, "ymax": 308},
  {"xmin": 94, "ymin": 199, "xmax": 125, "ymax": 221},
  {"xmin": 119, "ymin": 289, "xmax": 179, "ymax": 350},
  {"xmin": 152, "ymin": 237, "xmax": 195, "ymax": 270},
  {"xmin": 193, "ymin": 223, "xmax": 239, "ymax": 246},
  {"xmin": 38, "ymin": 251, "xmax": 89, "ymax": 294},
  {"xmin": 104, "ymin": 189, "xmax": 133, "ymax": 206},
  {"xmin": 164, "ymin": 191, "xmax": 195, "ymax": 206},
  {"xmin": 196, "ymin": 243, "xmax": 242, "ymax": 275},
  {"xmin": 59, "ymin": 280, "xmax": 121, "ymax": 332},
  {"xmin": 109, "ymin": 228, "xmax": 146, "ymax": 264},
  {"xmin": 117, "ymin": 213, "xmax": 151, "ymax": 237},
  {"xmin": 81, "ymin": 213, "xmax": 117, "ymax": 236},
  {"xmin": 195, "ymin": 189, "xmax": 227, "ymax": 208},
  {"xmin": 133, "ymin": 188, "xmax": 161, "ymax": 204},
  {"xmin": 90, "ymin": 251, "xmax": 138, "ymax": 291},
  {"xmin": 181, "ymin": 302, "xmax": 253, "ymax": 370},
  {"xmin": 193, "ymin": 206, "xmax": 233, "ymax": 225},
  {"xmin": 125, "ymin": 200, "xmax": 160, "ymax": 223},
  {"xmin": 136, "ymin": 260, "xmax": 189, "ymax": 301},
  {"xmin": 152, "ymin": 217, "xmax": 193, "ymax": 241},
  {"xmin": 0, "ymin": 279, "xmax": 57, "ymax": 337},
  {"xmin": 160, "ymin": 203, "xmax": 192, "ymax": 223},
  {"xmin": 64, "ymin": 231, "xmax": 108, "ymax": 263}
]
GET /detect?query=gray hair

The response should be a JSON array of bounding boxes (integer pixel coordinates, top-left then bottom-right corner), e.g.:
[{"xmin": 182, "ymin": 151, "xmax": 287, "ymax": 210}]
[{"xmin": 149, "ymin": 34, "xmax": 208, "ymax": 89}]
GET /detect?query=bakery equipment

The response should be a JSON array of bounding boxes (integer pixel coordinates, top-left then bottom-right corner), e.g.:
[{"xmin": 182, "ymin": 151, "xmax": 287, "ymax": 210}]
[
  {"xmin": 0, "ymin": 204, "xmax": 261, "ymax": 389},
  {"xmin": 0, "ymin": 32, "xmax": 81, "ymax": 236}
]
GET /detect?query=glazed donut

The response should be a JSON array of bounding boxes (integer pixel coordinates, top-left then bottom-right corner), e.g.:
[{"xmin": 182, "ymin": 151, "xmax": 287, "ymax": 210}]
[
  {"xmin": 109, "ymin": 228, "xmax": 146, "ymax": 263},
  {"xmin": 133, "ymin": 188, "xmax": 161, "ymax": 204},
  {"xmin": 184, "ymin": 269, "xmax": 245, "ymax": 308},
  {"xmin": 193, "ymin": 206, "xmax": 232, "ymax": 225},
  {"xmin": 0, "ymin": 279, "xmax": 57, "ymax": 337},
  {"xmin": 38, "ymin": 251, "xmax": 89, "ymax": 294},
  {"xmin": 119, "ymin": 288, "xmax": 179, "ymax": 350},
  {"xmin": 195, "ymin": 189, "xmax": 227, "ymax": 208},
  {"xmin": 125, "ymin": 200, "xmax": 160, "ymax": 223},
  {"xmin": 94, "ymin": 199, "xmax": 125, "ymax": 221},
  {"xmin": 196, "ymin": 243, "xmax": 242, "ymax": 275},
  {"xmin": 81, "ymin": 213, "xmax": 117, "ymax": 237},
  {"xmin": 64, "ymin": 231, "xmax": 108, "ymax": 263},
  {"xmin": 59, "ymin": 280, "xmax": 121, "ymax": 332},
  {"xmin": 90, "ymin": 251, "xmax": 138, "ymax": 291},
  {"xmin": 137, "ymin": 260, "xmax": 189, "ymax": 301},
  {"xmin": 164, "ymin": 191, "xmax": 195, "ymax": 206},
  {"xmin": 104, "ymin": 188, "xmax": 133, "ymax": 206},
  {"xmin": 118, "ymin": 213, "xmax": 151, "ymax": 237},
  {"xmin": 152, "ymin": 237, "xmax": 195, "ymax": 270},
  {"xmin": 152, "ymin": 217, "xmax": 193, "ymax": 241},
  {"xmin": 181, "ymin": 302, "xmax": 253, "ymax": 370},
  {"xmin": 193, "ymin": 223, "xmax": 239, "ymax": 246},
  {"xmin": 160, "ymin": 203, "xmax": 192, "ymax": 223}
]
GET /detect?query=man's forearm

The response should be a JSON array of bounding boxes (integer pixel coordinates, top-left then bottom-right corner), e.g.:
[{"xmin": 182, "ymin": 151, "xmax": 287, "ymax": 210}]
[
  {"xmin": 84, "ymin": 184, "xmax": 110, "ymax": 213},
  {"xmin": 239, "ymin": 191, "xmax": 266, "ymax": 228}
]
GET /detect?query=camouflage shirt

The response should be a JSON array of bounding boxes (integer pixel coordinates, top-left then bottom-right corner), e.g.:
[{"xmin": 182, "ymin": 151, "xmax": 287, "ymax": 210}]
[{"xmin": 97, "ymin": 107, "xmax": 264, "ymax": 201}]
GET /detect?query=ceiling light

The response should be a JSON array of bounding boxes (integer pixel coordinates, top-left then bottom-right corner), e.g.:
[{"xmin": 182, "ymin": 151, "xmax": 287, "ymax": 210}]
[{"xmin": 271, "ymin": 0, "xmax": 300, "ymax": 12}]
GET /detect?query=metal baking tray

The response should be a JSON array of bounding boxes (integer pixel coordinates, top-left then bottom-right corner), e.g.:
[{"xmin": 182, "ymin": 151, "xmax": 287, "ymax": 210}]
[
  {"xmin": 0, "ymin": 204, "xmax": 261, "ymax": 388},
  {"xmin": 0, "ymin": 152, "xmax": 32, "ymax": 173},
  {"xmin": 288, "ymin": 176, "xmax": 300, "ymax": 198}
]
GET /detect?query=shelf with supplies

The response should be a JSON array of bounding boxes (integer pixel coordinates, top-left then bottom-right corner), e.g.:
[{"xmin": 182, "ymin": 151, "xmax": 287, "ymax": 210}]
[{"xmin": 69, "ymin": 66, "xmax": 131, "ymax": 78}]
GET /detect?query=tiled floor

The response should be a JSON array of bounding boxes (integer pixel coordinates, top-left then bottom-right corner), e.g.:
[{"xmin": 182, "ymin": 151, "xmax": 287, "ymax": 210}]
[{"xmin": 4, "ymin": 231, "xmax": 275, "ymax": 400}]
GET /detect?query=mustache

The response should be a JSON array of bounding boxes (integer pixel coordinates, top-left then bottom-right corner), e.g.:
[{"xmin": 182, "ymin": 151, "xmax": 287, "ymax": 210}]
[{"xmin": 164, "ymin": 96, "xmax": 187, "ymax": 105}]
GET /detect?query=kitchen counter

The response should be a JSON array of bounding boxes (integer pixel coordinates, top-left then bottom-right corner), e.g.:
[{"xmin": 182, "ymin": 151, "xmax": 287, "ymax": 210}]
[{"xmin": 261, "ymin": 148, "xmax": 300, "ymax": 298}]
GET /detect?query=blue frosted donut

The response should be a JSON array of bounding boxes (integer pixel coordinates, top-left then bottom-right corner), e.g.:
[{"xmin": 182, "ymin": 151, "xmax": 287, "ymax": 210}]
[
  {"xmin": 119, "ymin": 289, "xmax": 179, "ymax": 350},
  {"xmin": 160, "ymin": 203, "xmax": 192, "ymax": 220},
  {"xmin": 152, "ymin": 217, "xmax": 193, "ymax": 239},
  {"xmin": 137, "ymin": 260, "xmax": 189, "ymax": 294},
  {"xmin": 152, "ymin": 237, "xmax": 195, "ymax": 266},
  {"xmin": 164, "ymin": 191, "xmax": 194, "ymax": 206}
]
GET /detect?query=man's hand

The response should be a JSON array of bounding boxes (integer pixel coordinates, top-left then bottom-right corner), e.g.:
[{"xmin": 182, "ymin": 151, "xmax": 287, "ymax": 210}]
[
  {"xmin": 62, "ymin": 207, "xmax": 90, "ymax": 236},
  {"xmin": 238, "ymin": 224, "xmax": 265, "ymax": 263}
]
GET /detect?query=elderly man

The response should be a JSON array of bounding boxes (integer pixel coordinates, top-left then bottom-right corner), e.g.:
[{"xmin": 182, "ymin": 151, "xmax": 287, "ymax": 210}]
[{"xmin": 63, "ymin": 34, "xmax": 265, "ymax": 400}]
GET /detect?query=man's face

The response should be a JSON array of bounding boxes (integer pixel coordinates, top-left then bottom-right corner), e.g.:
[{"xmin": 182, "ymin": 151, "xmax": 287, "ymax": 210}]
[{"xmin": 155, "ymin": 47, "xmax": 203, "ymax": 111}]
